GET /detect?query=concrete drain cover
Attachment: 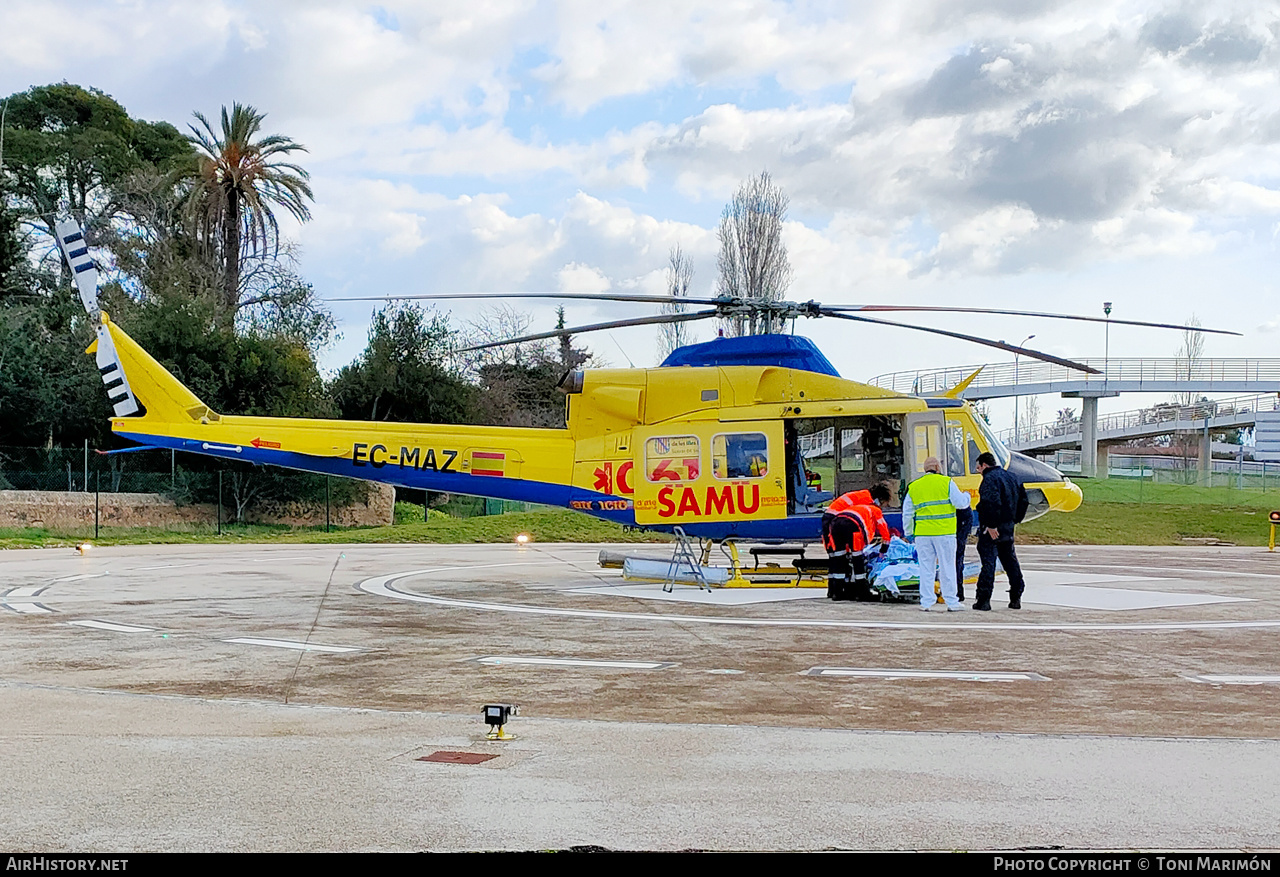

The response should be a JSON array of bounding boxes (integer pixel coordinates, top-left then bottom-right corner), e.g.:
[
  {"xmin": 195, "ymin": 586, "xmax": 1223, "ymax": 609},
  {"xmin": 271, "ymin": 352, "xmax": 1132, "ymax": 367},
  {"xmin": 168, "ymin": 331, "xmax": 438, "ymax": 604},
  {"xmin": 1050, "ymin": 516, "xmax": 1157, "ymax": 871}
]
[{"xmin": 418, "ymin": 751, "xmax": 499, "ymax": 765}]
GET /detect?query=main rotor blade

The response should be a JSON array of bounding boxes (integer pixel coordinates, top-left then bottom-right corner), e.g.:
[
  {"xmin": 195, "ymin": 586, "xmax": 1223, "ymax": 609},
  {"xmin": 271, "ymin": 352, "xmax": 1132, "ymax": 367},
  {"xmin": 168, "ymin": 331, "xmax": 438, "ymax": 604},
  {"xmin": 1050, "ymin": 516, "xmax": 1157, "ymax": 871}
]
[
  {"xmin": 819, "ymin": 309, "xmax": 1102, "ymax": 374},
  {"xmin": 824, "ymin": 305, "xmax": 1241, "ymax": 336},
  {"xmin": 329, "ymin": 291, "xmax": 727, "ymax": 306},
  {"xmin": 457, "ymin": 309, "xmax": 720, "ymax": 352}
]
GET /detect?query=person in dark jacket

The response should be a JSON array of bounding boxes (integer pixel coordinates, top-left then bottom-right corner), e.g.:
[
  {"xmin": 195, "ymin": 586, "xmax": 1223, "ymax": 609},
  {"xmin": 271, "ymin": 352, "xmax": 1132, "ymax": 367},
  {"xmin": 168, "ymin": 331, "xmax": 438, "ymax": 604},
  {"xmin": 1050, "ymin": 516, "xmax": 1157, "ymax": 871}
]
[
  {"xmin": 973, "ymin": 451, "xmax": 1027, "ymax": 611},
  {"xmin": 955, "ymin": 502, "xmax": 974, "ymax": 602}
]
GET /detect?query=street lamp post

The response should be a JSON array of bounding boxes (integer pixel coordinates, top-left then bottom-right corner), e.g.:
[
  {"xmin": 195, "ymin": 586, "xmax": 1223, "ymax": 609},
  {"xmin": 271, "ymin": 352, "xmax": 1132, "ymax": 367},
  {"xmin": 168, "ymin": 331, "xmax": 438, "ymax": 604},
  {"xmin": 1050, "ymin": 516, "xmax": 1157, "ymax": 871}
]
[
  {"xmin": 1014, "ymin": 334, "xmax": 1035, "ymax": 443},
  {"xmin": 1103, "ymin": 302, "xmax": 1112, "ymax": 387}
]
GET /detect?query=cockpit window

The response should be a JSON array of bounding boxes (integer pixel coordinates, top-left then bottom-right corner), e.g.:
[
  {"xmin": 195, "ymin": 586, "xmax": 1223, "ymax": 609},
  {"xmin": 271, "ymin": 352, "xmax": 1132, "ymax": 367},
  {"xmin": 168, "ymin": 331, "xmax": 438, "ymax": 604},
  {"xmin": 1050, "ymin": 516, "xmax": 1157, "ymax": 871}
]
[
  {"xmin": 945, "ymin": 419, "xmax": 965, "ymax": 477},
  {"xmin": 971, "ymin": 413, "xmax": 1010, "ymax": 467}
]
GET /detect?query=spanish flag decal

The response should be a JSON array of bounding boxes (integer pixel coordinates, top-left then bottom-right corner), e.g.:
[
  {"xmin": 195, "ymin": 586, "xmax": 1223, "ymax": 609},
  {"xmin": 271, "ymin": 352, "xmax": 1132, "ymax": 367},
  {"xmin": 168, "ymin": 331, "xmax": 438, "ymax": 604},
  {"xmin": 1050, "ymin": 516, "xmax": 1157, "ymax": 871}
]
[{"xmin": 470, "ymin": 450, "xmax": 506, "ymax": 477}]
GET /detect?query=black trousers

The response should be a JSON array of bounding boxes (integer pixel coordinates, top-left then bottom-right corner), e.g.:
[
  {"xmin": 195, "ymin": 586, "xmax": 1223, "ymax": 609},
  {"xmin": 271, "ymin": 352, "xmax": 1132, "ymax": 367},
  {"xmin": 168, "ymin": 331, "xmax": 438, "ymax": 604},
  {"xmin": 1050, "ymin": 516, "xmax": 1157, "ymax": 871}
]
[
  {"xmin": 955, "ymin": 508, "xmax": 973, "ymax": 600},
  {"xmin": 975, "ymin": 528, "xmax": 1025, "ymax": 603},
  {"xmin": 826, "ymin": 516, "xmax": 873, "ymax": 601}
]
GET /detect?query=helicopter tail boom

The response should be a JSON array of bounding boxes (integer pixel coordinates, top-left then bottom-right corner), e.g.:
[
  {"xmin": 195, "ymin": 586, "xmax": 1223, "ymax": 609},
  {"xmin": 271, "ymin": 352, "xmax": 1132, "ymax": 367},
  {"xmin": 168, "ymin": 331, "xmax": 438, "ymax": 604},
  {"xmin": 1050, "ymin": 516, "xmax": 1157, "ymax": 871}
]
[{"xmin": 94, "ymin": 315, "xmax": 583, "ymax": 507}]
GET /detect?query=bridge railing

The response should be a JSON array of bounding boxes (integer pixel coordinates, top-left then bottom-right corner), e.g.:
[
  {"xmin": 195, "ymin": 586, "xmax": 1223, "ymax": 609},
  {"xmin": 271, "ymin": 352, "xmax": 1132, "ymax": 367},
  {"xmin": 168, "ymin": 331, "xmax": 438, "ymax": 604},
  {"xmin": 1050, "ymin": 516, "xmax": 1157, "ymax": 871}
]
[
  {"xmin": 798, "ymin": 426, "xmax": 835, "ymax": 458},
  {"xmin": 998, "ymin": 393, "xmax": 1280, "ymax": 446},
  {"xmin": 869, "ymin": 359, "xmax": 1280, "ymax": 396}
]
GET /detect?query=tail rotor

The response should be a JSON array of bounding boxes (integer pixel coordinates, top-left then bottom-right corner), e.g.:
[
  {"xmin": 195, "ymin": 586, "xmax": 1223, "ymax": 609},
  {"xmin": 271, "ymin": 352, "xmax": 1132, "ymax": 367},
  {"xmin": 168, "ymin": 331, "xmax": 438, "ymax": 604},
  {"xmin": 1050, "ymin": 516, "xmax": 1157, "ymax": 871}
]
[{"xmin": 54, "ymin": 219, "xmax": 140, "ymax": 417}]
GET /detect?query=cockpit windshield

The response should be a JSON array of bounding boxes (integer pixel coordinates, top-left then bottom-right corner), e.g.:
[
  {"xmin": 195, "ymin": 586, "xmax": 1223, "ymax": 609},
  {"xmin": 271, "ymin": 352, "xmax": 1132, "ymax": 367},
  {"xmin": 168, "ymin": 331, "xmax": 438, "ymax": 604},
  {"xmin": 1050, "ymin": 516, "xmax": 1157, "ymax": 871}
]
[{"xmin": 971, "ymin": 412, "xmax": 1010, "ymax": 467}]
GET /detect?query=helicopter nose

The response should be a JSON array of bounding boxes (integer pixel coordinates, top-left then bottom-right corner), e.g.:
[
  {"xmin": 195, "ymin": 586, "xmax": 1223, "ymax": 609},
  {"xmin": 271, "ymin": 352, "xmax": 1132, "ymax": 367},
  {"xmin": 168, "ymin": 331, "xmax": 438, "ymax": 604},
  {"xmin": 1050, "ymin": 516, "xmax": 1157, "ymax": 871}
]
[
  {"xmin": 1006, "ymin": 450, "xmax": 1083, "ymax": 518},
  {"xmin": 1007, "ymin": 450, "xmax": 1063, "ymax": 485}
]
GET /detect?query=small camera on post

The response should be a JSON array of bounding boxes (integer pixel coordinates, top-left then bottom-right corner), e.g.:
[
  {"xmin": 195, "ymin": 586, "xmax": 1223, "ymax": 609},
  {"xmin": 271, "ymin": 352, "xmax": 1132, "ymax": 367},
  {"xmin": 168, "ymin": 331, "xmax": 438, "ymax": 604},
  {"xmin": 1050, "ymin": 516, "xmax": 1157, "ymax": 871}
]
[{"xmin": 483, "ymin": 703, "xmax": 518, "ymax": 740}]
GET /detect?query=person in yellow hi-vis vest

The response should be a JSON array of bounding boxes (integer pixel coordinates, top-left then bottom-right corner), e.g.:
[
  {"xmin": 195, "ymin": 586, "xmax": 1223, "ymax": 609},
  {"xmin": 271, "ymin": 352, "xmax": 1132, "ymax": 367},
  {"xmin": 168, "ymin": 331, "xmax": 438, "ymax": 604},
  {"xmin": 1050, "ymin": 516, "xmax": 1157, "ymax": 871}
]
[{"xmin": 903, "ymin": 455, "xmax": 972, "ymax": 612}]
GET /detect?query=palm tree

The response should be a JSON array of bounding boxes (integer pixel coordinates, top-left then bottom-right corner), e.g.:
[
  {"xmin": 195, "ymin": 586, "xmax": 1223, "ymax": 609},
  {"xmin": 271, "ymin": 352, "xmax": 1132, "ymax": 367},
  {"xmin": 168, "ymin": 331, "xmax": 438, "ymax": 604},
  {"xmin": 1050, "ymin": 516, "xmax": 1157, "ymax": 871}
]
[{"xmin": 185, "ymin": 103, "xmax": 313, "ymax": 309}]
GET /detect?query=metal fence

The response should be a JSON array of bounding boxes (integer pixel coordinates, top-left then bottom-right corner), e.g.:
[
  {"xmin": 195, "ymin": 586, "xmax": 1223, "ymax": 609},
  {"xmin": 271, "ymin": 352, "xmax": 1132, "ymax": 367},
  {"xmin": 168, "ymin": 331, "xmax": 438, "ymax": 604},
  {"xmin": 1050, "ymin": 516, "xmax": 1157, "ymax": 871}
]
[
  {"xmin": 999, "ymin": 393, "xmax": 1278, "ymax": 447},
  {"xmin": 1044, "ymin": 449, "xmax": 1280, "ymax": 492},
  {"xmin": 869, "ymin": 358, "xmax": 1280, "ymax": 397},
  {"xmin": 0, "ymin": 445, "xmax": 544, "ymax": 540},
  {"xmin": 0, "ymin": 445, "xmax": 378, "ymax": 539}
]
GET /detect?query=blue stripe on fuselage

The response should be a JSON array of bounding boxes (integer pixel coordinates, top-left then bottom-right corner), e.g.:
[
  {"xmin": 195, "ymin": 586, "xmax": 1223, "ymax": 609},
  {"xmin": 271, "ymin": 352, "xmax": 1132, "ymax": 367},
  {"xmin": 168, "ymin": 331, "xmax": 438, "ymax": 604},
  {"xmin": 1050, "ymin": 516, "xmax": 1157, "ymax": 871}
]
[{"xmin": 117, "ymin": 431, "xmax": 905, "ymax": 542}]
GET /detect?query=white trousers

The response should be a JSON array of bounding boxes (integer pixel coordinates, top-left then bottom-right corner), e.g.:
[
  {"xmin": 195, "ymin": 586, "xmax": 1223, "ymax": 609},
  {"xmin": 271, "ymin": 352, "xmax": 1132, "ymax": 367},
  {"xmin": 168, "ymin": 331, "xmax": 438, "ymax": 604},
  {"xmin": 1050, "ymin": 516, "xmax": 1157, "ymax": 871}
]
[{"xmin": 915, "ymin": 534, "xmax": 959, "ymax": 608}]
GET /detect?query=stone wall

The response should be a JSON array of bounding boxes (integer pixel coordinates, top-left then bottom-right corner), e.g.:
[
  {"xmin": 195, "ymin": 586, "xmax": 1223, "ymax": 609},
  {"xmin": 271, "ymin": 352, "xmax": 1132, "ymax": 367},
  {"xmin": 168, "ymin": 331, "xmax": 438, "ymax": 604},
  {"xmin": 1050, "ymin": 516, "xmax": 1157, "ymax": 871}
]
[
  {"xmin": 243, "ymin": 482, "xmax": 395, "ymax": 527},
  {"xmin": 0, "ymin": 482, "xmax": 394, "ymax": 530}
]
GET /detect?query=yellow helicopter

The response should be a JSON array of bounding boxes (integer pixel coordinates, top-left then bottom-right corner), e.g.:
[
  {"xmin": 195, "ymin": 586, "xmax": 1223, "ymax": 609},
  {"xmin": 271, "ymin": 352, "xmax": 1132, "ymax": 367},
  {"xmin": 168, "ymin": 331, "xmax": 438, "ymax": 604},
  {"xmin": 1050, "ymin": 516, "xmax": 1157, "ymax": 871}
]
[{"xmin": 55, "ymin": 220, "xmax": 1236, "ymax": 546}]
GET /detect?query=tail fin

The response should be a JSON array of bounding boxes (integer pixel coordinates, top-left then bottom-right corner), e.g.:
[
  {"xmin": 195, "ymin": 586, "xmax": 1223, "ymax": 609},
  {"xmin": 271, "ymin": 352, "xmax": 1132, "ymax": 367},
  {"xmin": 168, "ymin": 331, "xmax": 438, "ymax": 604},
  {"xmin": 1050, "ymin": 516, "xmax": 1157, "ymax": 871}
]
[
  {"xmin": 55, "ymin": 216, "xmax": 215, "ymax": 424},
  {"xmin": 90, "ymin": 314, "xmax": 217, "ymax": 424}
]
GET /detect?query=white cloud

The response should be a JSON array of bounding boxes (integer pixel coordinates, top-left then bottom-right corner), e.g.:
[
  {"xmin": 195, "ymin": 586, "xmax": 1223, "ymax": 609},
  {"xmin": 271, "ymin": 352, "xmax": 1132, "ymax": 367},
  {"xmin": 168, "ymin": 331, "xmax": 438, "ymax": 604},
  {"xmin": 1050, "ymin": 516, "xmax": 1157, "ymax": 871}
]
[
  {"xmin": 557, "ymin": 262, "xmax": 610, "ymax": 293},
  {"xmin": 6, "ymin": 0, "xmax": 1280, "ymax": 371}
]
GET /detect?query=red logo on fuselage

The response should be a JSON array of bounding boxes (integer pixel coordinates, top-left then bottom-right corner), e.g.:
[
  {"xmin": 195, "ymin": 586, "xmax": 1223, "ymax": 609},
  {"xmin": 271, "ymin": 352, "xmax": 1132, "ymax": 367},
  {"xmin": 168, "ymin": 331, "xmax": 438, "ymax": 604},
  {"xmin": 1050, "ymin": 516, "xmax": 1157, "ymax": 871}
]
[
  {"xmin": 592, "ymin": 461, "xmax": 634, "ymax": 495},
  {"xmin": 656, "ymin": 483, "xmax": 760, "ymax": 518}
]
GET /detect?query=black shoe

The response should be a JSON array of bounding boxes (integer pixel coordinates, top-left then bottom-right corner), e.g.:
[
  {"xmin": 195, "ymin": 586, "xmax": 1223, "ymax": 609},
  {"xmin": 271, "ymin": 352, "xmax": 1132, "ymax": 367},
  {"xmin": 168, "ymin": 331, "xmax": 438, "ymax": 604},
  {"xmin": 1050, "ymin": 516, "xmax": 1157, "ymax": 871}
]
[
  {"xmin": 972, "ymin": 600, "xmax": 991, "ymax": 611},
  {"xmin": 1008, "ymin": 598, "xmax": 1021, "ymax": 610}
]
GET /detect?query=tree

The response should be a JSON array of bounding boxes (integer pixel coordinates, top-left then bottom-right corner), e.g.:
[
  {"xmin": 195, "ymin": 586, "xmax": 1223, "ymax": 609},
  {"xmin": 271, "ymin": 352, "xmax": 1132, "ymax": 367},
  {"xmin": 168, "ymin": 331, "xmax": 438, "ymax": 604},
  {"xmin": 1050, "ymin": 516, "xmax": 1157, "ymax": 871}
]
[
  {"xmin": 0, "ymin": 83, "xmax": 189, "ymax": 255},
  {"xmin": 331, "ymin": 303, "xmax": 474, "ymax": 424},
  {"xmin": 555, "ymin": 306, "xmax": 590, "ymax": 372},
  {"xmin": 658, "ymin": 245, "xmax": 696, "ymax": 358},
  {"xmin": 1174, "ymin": 315, "xmax": 1205, "ymax": 408},
  {"xmin": 0, "ymin": 296, "xmax": 108, "ymax": 447},
  {"xmin": 1017, "ymin": 395, "xmax": 1041, "ymax": 441},
  {"xmin": 1052, "ymin": 407, "xmax": 1080, "ymax": 436},
  {"xmin": 183, "ymin": 104, "xmax": 313, "ymax": 310},
  {"xmin": 715, "ymin": 170, "xmax": 793, "ymax": 336},
  {"xmin": 121, "ymin": 289, "xmax": 333, "ymax": 419},
  {"xmin": 463, "ymin": 305, "xmax": 594, "ymax": 427}
]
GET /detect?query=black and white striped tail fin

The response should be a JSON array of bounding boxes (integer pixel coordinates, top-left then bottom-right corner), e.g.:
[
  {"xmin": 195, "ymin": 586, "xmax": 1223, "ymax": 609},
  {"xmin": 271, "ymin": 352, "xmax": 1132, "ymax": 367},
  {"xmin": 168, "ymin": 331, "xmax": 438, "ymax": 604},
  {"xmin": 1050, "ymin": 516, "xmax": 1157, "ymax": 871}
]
[
  {"xmin": 54, "ymin": 218, "xmax": 139, "ymax": 417},
  {"xmin": 53, "ymin": 219, "xmax": 100, "ymax": 318},
  {"xmin": 94, "ymin": 324, "xmax": 139, "ymax": 417}
]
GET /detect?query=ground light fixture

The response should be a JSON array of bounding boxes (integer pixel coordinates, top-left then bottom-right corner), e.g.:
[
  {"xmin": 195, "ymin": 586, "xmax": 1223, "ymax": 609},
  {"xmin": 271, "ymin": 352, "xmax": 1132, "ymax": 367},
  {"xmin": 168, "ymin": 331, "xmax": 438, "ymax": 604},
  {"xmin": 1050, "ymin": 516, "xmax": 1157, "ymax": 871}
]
[
  {"xmin": 75, "ymin": 542, "xmax": 92, "ymax": 554},
  {"xmin": 515, "ymin": 533, "xmax": 531, "ymax": 544},
  {"xmin": 1269, "ymin": 511, "xmax": 1280, "ymax": 551},
  {"xmin": 484, "ymin": 703, "xmax": 519, "ymax": 739}
]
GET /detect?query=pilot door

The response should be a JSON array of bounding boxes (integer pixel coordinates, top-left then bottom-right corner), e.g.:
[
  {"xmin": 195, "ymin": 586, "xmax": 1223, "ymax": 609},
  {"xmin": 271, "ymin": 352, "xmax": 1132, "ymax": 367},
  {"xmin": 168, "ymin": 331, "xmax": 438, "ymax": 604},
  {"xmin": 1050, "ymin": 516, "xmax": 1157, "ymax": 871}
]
[{"xmin": 632, "ymin": 422, "xmax": 787, "ymax": 526}]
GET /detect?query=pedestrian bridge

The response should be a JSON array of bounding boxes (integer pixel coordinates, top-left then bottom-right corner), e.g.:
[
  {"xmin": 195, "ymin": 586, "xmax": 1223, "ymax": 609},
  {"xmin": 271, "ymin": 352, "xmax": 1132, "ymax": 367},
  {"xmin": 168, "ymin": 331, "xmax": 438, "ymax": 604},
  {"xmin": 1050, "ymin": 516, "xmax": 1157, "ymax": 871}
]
[
  {"xmin": 869, "ymin": 358, "xmax": 1280, "ymax": 477},
  {"xmin": 998, "ymin": 394, "xmax": 1279, "ymax": 453},
  {"xmin": 869, "ymin": 358, "xmax": 1280, "ymax": 400}
]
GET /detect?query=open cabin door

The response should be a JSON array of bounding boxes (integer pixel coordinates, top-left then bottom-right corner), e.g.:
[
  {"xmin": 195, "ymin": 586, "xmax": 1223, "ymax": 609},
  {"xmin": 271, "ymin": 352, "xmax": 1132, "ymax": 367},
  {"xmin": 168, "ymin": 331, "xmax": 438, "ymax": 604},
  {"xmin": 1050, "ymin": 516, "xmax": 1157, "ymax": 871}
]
[
  {"xmin": 903, "ymin": 411, "xmax": 947, "ymax": 484},
  {"xmin": 633, "ymin": 421, "xmax": 787, "ymax": 526}
]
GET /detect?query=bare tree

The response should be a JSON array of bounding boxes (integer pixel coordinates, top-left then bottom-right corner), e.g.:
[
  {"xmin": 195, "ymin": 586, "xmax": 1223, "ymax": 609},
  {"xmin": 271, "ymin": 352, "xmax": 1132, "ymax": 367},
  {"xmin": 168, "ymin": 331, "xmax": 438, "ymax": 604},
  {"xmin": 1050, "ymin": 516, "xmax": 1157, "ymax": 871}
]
[
  {"xmin": 461, "ymin": 304, "xmax": 553, "ymax": 374},
  {"xmin": 1018, "ymin": 395, "xmax": 1042, "ymax": 441},
  {"xmin": 659, "ymin": 245, "xmax": 696, "ymax": 358},
  {"xmin": 1171, "ymin": 314, "xmax": 1208, "ymax": 478},
  {"xmin": 1175, "ymin": 315, "xmax": 1205, "ymax": 408},
  {"xmin": 716, "ymin": 171, "xmax": 793, "ymax": 336}
]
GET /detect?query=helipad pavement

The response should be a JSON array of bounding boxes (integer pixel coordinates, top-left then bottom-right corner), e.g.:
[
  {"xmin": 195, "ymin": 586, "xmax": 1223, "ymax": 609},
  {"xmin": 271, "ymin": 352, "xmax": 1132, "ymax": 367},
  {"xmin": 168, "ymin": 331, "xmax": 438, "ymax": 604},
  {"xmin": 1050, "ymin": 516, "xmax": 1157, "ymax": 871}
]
[{"xmin": 1, "ymin": 541, "xmax": 1278, "ymax": 851}]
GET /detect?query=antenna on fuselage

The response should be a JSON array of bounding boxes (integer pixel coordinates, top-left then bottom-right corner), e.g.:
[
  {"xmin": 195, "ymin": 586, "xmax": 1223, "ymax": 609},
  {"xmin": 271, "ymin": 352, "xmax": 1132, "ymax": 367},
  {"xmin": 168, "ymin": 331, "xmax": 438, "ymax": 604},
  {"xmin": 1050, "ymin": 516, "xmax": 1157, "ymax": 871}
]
[{"xmin": 608, "ymin": 332, "xmax": 635, "ymax": 368}]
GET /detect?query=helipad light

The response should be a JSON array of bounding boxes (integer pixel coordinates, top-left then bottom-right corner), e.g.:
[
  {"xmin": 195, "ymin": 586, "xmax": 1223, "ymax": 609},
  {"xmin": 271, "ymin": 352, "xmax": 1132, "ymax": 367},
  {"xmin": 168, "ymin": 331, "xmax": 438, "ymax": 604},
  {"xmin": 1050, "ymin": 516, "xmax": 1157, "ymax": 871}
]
[
  {"xmin": 515, "ymin": 533, "xmax": 530, "ymax": 544},
  {"xmin": 483, "ymin": 703, "xmax": 519, "ymax": 739}
]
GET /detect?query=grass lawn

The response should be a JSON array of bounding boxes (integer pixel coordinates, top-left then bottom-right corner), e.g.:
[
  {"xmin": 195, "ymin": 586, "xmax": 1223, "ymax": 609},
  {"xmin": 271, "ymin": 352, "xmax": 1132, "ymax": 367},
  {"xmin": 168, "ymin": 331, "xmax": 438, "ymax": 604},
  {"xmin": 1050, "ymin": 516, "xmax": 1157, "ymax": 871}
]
[
  {"xmin": 5, "ymin": 477, "xmax": 1280, "ymax": 549},
  {"xmin": 1018, "ymin": 477, "xmax": 1280, "ymax": 546}
]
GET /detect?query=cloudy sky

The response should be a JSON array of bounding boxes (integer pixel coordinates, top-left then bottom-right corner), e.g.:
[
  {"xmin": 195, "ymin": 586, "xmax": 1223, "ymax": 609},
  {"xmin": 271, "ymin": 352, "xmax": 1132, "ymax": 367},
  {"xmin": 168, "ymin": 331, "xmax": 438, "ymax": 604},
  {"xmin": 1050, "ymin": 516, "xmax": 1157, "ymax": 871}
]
[{"xmin": 4, "ymin": 0, "xmax": 1278, "ymax": 430}]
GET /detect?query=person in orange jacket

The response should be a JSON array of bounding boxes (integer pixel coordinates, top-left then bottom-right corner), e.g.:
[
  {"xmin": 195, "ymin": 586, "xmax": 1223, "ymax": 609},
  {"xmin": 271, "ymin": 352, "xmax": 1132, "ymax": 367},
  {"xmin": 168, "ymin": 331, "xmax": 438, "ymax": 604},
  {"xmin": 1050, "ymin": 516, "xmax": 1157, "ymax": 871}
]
[{"xmin": 822, "ymin": 483, "xmax": 892, "ymax": 601}]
